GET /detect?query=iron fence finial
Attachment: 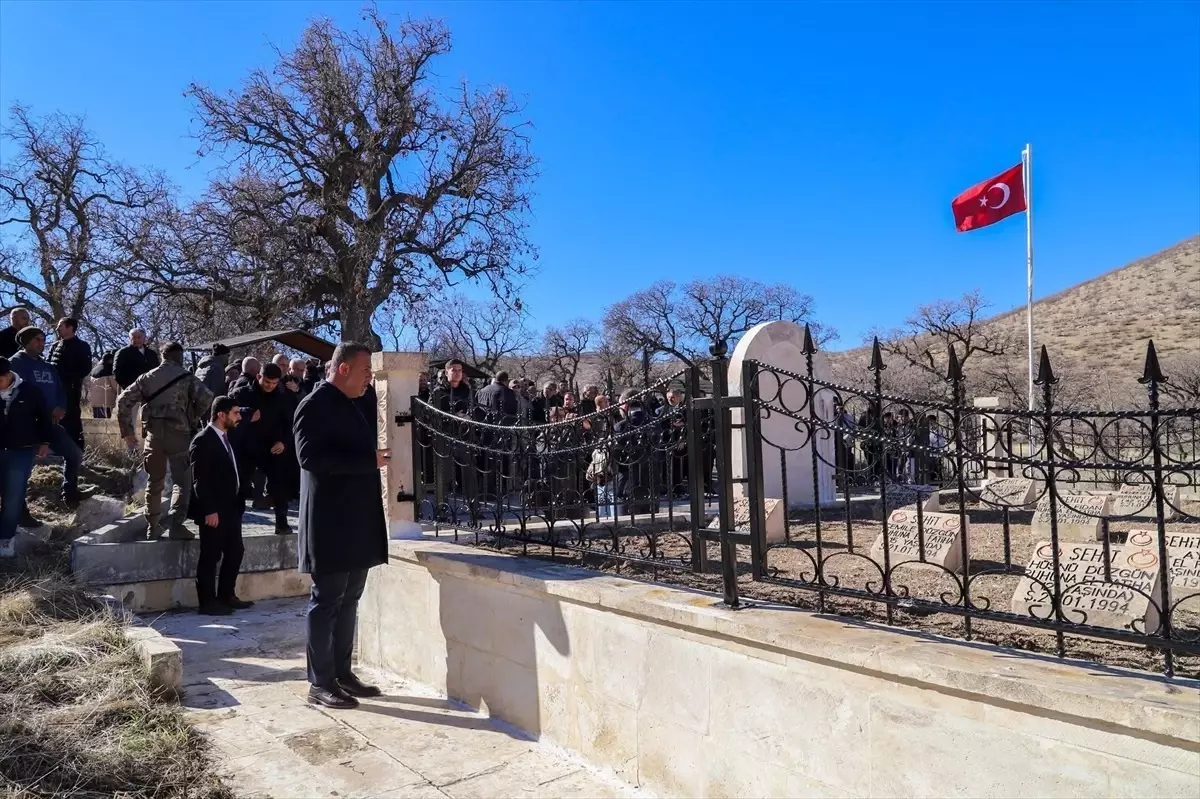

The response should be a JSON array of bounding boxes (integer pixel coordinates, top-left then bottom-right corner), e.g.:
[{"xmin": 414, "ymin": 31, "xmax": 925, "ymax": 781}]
[
  {"xmin": 946, "ymin": 345, "xmax": 963, "ymax": 383},
  {"xmin": 1138, "ymin": 339, "xmax": 1167, "ymax": 385},
  {"xmin": 1034, "ymin": 345, "xmax": 1058, "ymax": 386},
  {"xmin": 869, "ymin": 337, "xmax": 886, "ymax": 372},
  {"xmin": 710, "ymin": 339, "xmax": 728, "ymax": 358},
  {"xmin": 802, "ymin": 323, "xmax": 816, "ymax": 355}
]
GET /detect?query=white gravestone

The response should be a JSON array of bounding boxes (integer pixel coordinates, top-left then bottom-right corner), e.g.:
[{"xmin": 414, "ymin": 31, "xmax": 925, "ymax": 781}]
[
  {"xmin": 728, "ymin": 321, "xmax": 837, "ymax": 509},
  {"xmin": 1111, "ymin": 484, "xmax": 1180, "ymax": 522},
  {"xmin": 1031, "ymin": 491, "xmax": 1110, "ymax": 541},
  {"xmin": 976, "ymin": 477, "xmax": 1036, "ymax": 508},
  {"xmin": 1013, "ymin": 540, "xmax": 1163, "ymax": 632},
  {"xmin": 707, "ymin": 496, "xmax": 786, "ymax": 544},
  {"xmin": 870, "ymin": 509, "xmax": 965, "ymax": 574},
  {"xmin": 1127, "ymin": 528, "xmax": 1200, "ymax": 599}
]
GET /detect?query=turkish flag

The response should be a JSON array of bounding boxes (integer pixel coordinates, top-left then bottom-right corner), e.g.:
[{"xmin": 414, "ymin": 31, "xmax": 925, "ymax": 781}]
[{"xmin": 951, "ymin": 163, "xmax": 1026, "ymax": 232}]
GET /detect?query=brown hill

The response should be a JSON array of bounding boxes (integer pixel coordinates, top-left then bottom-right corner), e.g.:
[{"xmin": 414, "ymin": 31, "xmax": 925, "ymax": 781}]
[{"xmin": 832, "ymin": 235, "xmax": 1200, "ymax": 402}]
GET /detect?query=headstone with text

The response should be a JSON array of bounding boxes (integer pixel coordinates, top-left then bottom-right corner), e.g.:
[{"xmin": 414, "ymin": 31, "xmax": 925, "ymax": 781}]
[
  {"xmin": 1012, "ymin": 539, "xmax": 1163, "ymax": 631},
  {"xmin": 1031, "ymin": 491, "xmax": 1110, "ymax": 541},
  {"xmin": 708, "ymin": 496, "xmax": 786, "ymax": 544},
  {"xmin": 1126, "ymin": 528, "xmax": 1200, "ymax": 599},
  {"xmin": 872, "ymin": 483, "xmax": 939, "ymax": 520},
  {"xmin": 976, "ymin": 477, "xmax": 1036, "ymax": 508},
  {"xmin": 1111, "ymin": 484, "xmax": 1180, "ymax": 522},
  {"xmin": 869, "ymin": 509, "xmax": 965, "ymax": 574}
]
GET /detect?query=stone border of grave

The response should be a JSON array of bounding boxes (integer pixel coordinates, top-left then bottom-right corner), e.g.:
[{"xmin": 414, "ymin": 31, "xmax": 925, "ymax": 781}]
[
  {"xmin": 360, "ymin": 538, "xmax": 1200, "ymax": 797},
  {"xmin": 92, "ymin": 593, "xmax": 182, "ymax": 695}
]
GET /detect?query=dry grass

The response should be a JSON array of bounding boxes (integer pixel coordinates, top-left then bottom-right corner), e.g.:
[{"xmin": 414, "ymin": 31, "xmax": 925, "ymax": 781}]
[{"xmin": 1, "ymin": 444, "xmax": 232, "ymax": 798}]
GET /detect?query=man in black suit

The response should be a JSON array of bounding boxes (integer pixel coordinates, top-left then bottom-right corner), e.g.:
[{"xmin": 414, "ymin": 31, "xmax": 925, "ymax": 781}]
[
  {"xmin": 294, "ymin": 342, "xmax": 389, "ymax": 710},
  {"xmin": 113, "ymin": 328, "xmax": 160, "ymax": 390},
  {"xmin": 475, "ymin": 371, "xmax": 519, "ymax": 421},
  {"xmin": 189, "ymin": 396, "xmax": 252, "ymax": 616}
]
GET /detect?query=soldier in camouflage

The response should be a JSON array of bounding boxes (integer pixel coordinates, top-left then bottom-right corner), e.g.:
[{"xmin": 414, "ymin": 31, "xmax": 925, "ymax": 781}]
[{"xmin": 118, "ymin": 341, "xmax": 214, "ymax": 540}]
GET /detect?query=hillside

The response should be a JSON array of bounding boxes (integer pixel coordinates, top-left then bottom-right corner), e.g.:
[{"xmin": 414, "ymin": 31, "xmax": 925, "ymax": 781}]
[{"xmin": 832, "ymin": 235, "xmax": 1200, "ymax": 401}]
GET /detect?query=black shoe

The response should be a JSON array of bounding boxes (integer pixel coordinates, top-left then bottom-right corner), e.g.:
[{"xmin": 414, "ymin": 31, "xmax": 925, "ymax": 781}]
[
  {"xmin": 308, "ymin": 685, "xmax": 358, "ymax": 709},
  {"xmin": 221, "ymin": 596, "xmax": 255, "ymax": 610},
  {"xmin": 336, "ymin": 674, "xmax": 382, "ymax": 698},
  {"xmin": 198, "ymin": 602, "xmax": 233, "ymax": 616},
  {"xmin": 275, "ymin": 525, "xmax": 294, "ymax": 535}
]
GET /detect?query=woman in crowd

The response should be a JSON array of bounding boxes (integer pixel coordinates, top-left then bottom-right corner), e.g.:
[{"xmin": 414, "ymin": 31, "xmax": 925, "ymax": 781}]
[{"xmin": 87, "ymin": 351, "xmax": 120, "ymax": 419}]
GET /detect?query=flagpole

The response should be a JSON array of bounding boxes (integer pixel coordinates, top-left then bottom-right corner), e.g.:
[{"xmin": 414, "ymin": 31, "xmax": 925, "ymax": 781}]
[{"xmin": 1023, "ymin": 143, "xmax": 1034, "ymax": 416}]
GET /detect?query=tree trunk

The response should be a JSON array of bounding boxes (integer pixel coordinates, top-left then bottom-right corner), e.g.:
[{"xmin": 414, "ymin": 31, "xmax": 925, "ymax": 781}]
[{"xmin": 339, "ymin": 290, "xmax": 382, "ymax": 350}]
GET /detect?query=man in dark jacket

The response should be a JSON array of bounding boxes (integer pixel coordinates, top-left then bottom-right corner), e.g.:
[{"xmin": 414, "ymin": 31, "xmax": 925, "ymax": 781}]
[
  {"xmin": 10, "ymin": 327, "xmax": 86, "ymax": 506},
  {"xmin": 0, "ymin": 357, "xmax": 53, "ymax": 557},
  {"xmin": 430, "ymin": 359, "xmax": 477, "ymax": 500},
  {"xmin": 475, "ymin": 371, "xmax": 519, "ymax": 421},
  {"xmin": 613, "ymin": 388, "xmax": 658, "ymax": 515},
  {"xmin": 0, "ymin": 308, "xmax": 31, "ymax": 359},
  {"xmin": 189, "ymin": 396, "xmax": 249, "ymax": 615},
  {"xmin": 47, "ymin": 317, "xmax": 92, "ymax": 450},
  {"xmin": 194, "ymin": 343, "xmax": 231, "ymax": 397},
  {"xmin": 114, "ymin": 328, "xmax": 160, "ymax": 390},
  {"xmin": 230, "ymin": 363, "xmax": 295, "ymax": 534},
  {"xmin": 294, "ymin": 341, "xmax": 389, "ymax": 709}
]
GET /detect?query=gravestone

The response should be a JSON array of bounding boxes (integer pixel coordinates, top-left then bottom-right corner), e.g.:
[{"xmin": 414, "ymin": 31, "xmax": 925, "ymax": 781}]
[
  {"xmin": 1127, "ymin": 528, "xmax": 1200, "ymax": 599},
  {"xmin": 1012, "ymin": 539, "xmax": 1163, "ymax": 631},
  {"xmin": 708, "ymin": 496, "xmax": 785, "ymax": 544},
  {"xmin": 1031, "ymin": 491, "xmax": 1110, "ymax": 541},
  {"xmin": 869, "ymin": 509, "xmax": 965, "ymax": 574},
  {"xmin": 727, "ymin": 321, "xmax": 837, "ymax": 508},
  {"xmin": 1111, "ymin": 484, "xmax": 1181, "ymax": 522},
  {"xmin": 976, "ymin": 477, "xmax": 1036, "ymax": 508},
  {"xmin": 872, "ymin": 483, "xmax": 939, "ymax": 520}
]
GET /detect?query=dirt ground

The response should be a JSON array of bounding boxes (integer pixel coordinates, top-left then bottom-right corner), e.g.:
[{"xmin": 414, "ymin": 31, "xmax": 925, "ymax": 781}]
[{"xmin": 477, "ymin": 498, "xmax": 1200, "ymax": 679}]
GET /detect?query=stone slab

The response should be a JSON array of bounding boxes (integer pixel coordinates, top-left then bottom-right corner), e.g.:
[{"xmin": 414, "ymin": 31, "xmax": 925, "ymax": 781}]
[
  {"xmin": 102, "ymin": 569, "xmax": 312, "ymax": 613},
  {"xmin": 1012, "ymin": 540, "xmax": 1163, "ymax": 631},
  {"xmin": 1111, "ymin": 483, "xmax": 1181, "ymax": 522},
  {"xmin": 72, "ymin": 530, "xmax": 299, "ymax": 585},
  {"xmin": 1031, "ymin": 491, "xmax": 1110, "ymax": 541},
  {"xmin": 76, "ymin": 514, "xmax": 149, "ymax": 545},
  {"xmin": 707, "ymin": 495, "xmax": 785, "ymax": 543},
  {"xmin": 1127, "ymin": 528, "xmax": 1200, "ymax": 599},
  {"xmin": 870, "ymin": 509, "xmax": 965, "ymax": 573},
  {"xmin": 125, "ymin": 624, "xmax": 183, "ymax": 694},
  {"xmin": 976, "ymin": 477, "xmax": 1036, "ymax": 508}
]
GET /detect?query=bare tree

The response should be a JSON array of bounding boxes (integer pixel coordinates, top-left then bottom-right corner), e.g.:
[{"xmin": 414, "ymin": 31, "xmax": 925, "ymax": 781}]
[
  {"xmin": 0, "ymin": 105, "xmax": 167, "ymax": 336},
  {"xmin": 542, "ymin": 318, "xmax": 597, "ymax": 392},
  {"xmin": 603, "ymin": 275, "xmax": 832, "ymax": 370},
  {"xmin": 873, "ymin": 290, "xmax": 1008, "ymax": 384},
  {"xmin": 1161, "ymin": 351, "xmax": 1200, "ymax": 407},
  {"xmin": 185, "ymin": 11, "xmax": 537, "ymax": 347},
  {"xmin": 427, "ymin": 294, "xmax": 530, "ymax": 374}
]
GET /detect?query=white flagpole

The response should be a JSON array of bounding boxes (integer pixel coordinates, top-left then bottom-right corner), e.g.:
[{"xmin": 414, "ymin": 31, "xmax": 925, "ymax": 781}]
[{"xmin": 1023, "ymin": 143, "xmax": 1035, "ymax": 414}]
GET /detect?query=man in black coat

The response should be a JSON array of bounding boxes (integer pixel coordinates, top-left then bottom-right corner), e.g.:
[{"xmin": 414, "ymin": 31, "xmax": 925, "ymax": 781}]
[
  {"xmin": 294, "ymin": 341, "xmax": 389, "ymax": 710},
  {"xmin": 0, "ymin": 308, "xmax": 31, "ymax": 359},
  {"xmin": 189, "ymin": 396, "xmax": 251, "ymax": 615},
  {"xmin": 47, "ymin": 317, "xmax": 92, "ymax": 451},
  {"xmin": 113, "ymin": 328, "xmax": 160, "ymax": 390},
  {"xmin": 475, "ymin": 371, "xmax": 519, "ymax": 421},
  {"xmin": 230, "ymin": 363, "xmax": 295, "ymax": 534}
]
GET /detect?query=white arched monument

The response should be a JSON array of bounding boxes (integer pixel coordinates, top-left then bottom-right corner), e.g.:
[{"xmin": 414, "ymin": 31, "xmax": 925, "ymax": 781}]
[{"xmin": 727, "ymin": 321, "xmax": 837, "ymax": 509}]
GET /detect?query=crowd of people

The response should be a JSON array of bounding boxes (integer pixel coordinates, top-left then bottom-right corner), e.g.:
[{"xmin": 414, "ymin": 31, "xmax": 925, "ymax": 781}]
[
  {"xmin": 0, "ymin": 307, "xmax": 324, "ymax": 559},
  {"xmin": 416, "ymin": 360, "xmax": 712, "ymax": 520}
]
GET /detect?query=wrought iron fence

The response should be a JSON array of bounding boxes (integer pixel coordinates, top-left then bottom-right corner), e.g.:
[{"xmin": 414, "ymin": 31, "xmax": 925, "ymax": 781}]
[{"xmin": 405, "ymin": 336, "xmax": 1200, "ymax": 677}]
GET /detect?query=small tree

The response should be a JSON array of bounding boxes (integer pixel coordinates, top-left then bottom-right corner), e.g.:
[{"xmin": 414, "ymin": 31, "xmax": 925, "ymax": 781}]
[
  {"xmin": 603, "ymin": 275, "xmax": 832, "ymax": 371},
  {"xmin": 0, "ymin": 105, "xmax": 166, "ymax": 334},
  {"xmin": 427, "ymin": 294, "xmax": 530, "ymax": 374},
  {"xmin": 874, "ymin": 290, "xmax": 1008, "ymax": 386},
  {"xmin": 542, "ymin": 319, "xmax": 597, "ymax": 392}
]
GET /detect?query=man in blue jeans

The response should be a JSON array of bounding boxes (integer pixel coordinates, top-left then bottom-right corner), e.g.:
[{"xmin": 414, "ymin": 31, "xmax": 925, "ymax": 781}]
[
  {"xmin": 0, "ymin": 357, "xmax": 53, "ymax": 558},
  {"xmin": 9, "ymin": 327, "xmax": 86, "ymax": 507}
]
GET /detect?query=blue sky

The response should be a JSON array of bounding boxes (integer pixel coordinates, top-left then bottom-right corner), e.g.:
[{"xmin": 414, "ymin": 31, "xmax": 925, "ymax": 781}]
[{"xmin": 1, "ymin": 0, "xmax": 1197, "ymax": 349}]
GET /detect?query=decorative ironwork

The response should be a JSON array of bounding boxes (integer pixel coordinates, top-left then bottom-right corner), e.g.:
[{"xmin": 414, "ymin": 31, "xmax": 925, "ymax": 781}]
[
  {"xmin": 411, "ymin": 375, "xmax": 719, "ymax": 578},
  {"xmin": 406, "ymin": 332, "xmax": 1200, "ymax": 677}
]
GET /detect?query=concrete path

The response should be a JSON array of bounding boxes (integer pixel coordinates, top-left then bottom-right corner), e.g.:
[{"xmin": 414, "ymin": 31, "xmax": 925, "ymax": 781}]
[{"xmin": 150, "ymin": 598, "xmax": 641, "ymax": 799}]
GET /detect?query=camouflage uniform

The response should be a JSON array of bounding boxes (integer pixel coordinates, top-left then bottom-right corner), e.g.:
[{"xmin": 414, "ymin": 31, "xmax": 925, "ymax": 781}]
[{"xmin": 117, "ymin": 361, "xmax": 214, "ymax": 539}]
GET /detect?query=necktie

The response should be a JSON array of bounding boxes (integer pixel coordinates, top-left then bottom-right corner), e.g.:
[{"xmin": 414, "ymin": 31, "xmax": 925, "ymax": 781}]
[{"xmin": 219, "ymin": 431, "xmax": 239, "ymax": 493}]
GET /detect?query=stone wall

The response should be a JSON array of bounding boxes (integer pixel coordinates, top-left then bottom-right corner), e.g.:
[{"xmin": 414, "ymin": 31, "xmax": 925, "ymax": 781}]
[{"xmin": 359, "ymin": 540, "xmax": 1200, "ymax": 798}]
